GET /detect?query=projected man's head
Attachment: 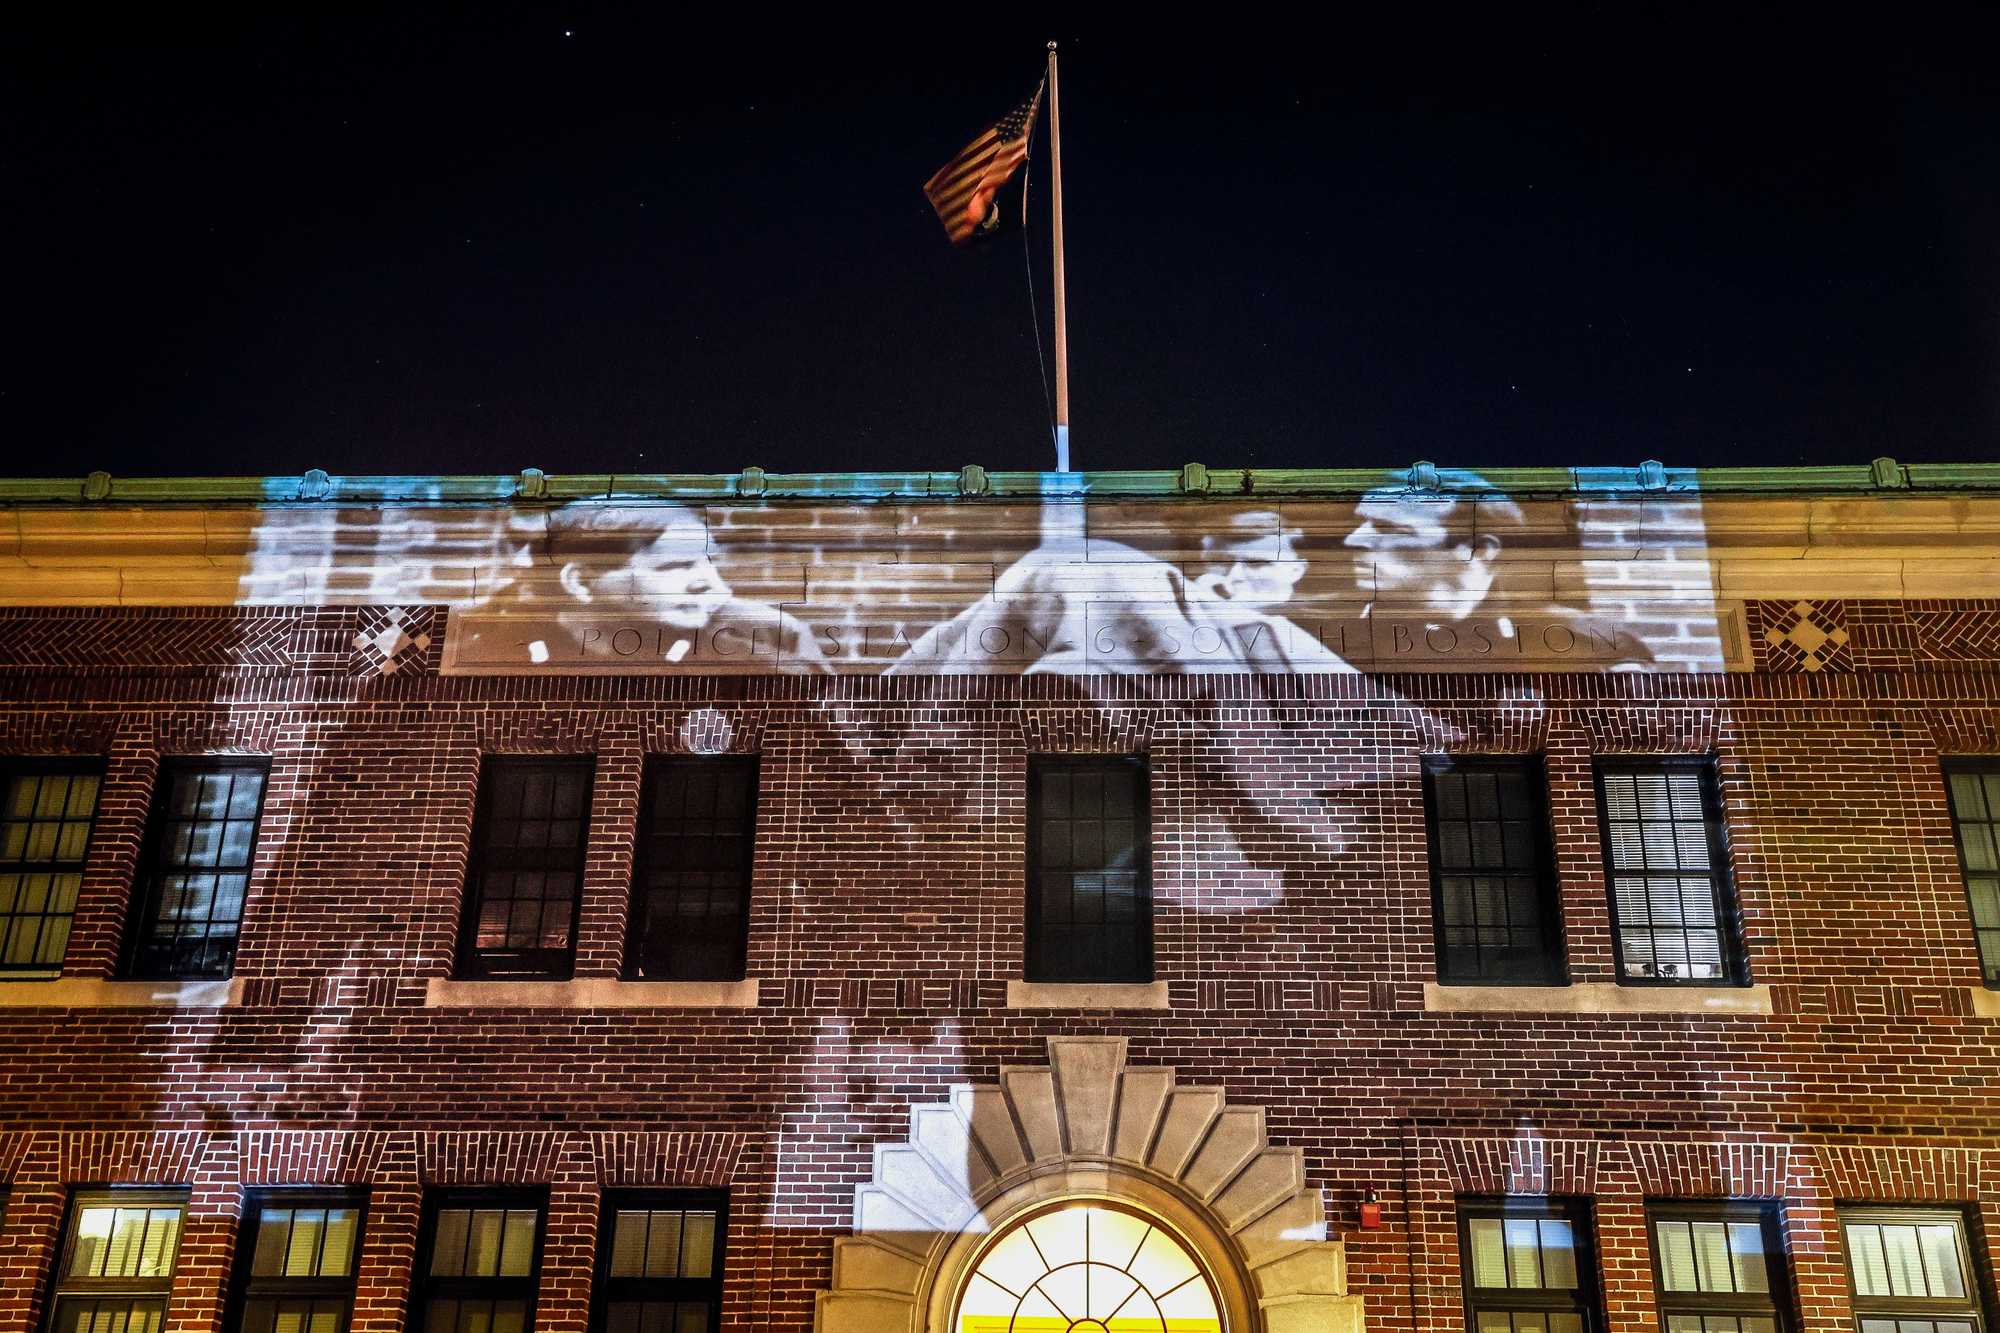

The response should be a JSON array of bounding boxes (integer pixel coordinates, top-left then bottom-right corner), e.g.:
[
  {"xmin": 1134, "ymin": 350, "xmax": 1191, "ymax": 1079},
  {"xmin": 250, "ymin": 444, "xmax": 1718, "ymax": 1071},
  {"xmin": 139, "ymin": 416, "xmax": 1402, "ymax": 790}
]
[
  {"xmin": 1193, "ymin": 511, "xmax": 1308, "ymax": 610},
  {"xmin": 1344, "ymin": 479, "xmax": 1524, "ymax": 615},
  {"xmin": 555, "ymin": 509, "xmax": 731, "ymax": 630}
]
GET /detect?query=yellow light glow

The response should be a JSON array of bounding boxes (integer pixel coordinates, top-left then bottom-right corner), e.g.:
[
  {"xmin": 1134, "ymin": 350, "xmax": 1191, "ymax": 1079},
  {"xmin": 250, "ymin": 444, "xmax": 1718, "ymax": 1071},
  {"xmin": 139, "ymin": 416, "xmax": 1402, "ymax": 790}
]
[{"xmin": 957, "ymin": 1204, "xmax": 1222, "ymax": 1333}]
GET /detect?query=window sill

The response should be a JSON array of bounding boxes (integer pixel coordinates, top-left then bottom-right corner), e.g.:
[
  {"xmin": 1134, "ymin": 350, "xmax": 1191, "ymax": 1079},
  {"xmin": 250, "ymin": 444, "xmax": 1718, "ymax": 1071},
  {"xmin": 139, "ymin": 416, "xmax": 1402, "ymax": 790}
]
[
  {"xmin": 423, "ymin": 977, "xmax": 760, "ymax": 1009},
  {"xmin": 1424, "ymin": 981, "xmax": 1772, "ymax": 1016},
  {"xmin": 1006, "ymin": 980, "xmax": 1170, "ymax": 1010},
  {"xmin": 0, "ymin": 977, "xmax": 244, "ymax": 1008},
  {"xmin": 1970, "ymin": 988, "xmax": 2000, "ymax": 1018}
]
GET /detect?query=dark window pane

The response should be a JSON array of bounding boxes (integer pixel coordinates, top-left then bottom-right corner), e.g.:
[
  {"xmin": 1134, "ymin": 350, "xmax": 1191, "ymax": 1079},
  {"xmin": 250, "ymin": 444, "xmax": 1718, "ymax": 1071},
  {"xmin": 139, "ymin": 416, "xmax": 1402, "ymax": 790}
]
[
  {"xmin": 1026, "ymin": 757, "xmax": 1150, "ymax": 983},
  {"xmin": 1426, "ymin": 760, "xmax": 1561, "ymax": 984},
  {"xmin": 628, "ymin": 759, "xmax": 758, "ymax": 981},
  {"xmin": 127, "ymin": 761, "xmax": 265, "ymax": 979},
  {"xmin": 0, "ymin": 763, "xmax": 101, "ymax": 975},
  {"xmin": 592, "ymin": 1195, "xmax": 727, "ymax": 1333},
  {"xmin": 459, "ymin": 759, "xmax": 592, "ymax": 979}
]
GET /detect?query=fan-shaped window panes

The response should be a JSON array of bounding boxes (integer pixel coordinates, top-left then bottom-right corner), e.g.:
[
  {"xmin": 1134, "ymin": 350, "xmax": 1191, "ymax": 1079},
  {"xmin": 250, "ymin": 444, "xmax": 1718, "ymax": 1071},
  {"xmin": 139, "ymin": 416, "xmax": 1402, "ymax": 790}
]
[{"xmin": 956, "ymin": 1203, "xmax": 1223, "ymax": 1333}]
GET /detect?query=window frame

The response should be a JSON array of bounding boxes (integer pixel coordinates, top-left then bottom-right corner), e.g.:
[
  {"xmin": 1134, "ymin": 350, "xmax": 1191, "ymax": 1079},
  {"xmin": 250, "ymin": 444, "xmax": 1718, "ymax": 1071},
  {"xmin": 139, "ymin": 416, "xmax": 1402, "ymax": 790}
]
[
  {"xmin": 587, "ymin": 1189, "xmax": 729, "ymax": 1333},
  {"xmin": 625, "ymin": 756, "xmax": 760, "ymax": 983},
  {"xmin": 224, "ymin": 1188, "xmax": 369, "ymax": 1333},
  {"xmin": 1422, "ymin": 754, "xmax": 1568, "ymax": 986},
  {"xmin": 1457, "ymin": 1195, "xmax": 1604, "ymax": 1333},
  {"xmin": 40, "ymin": 1187, "xmax": 190, "ymax": 1333},
  {"xmin": 409, "ymin": 1188, "xmax": 548, "ymax": 1333},
  {"xmin": 1836, "ymin": 1205, "xmax": 1993, "ymax": 1333},
  {"xmin": 1940, "ymin": 758, "xmax": 2000, "ymax": 989},
  {"xmin": 123, "ymin": 756, "xmax": 271, "ymax": 981},
  {"xmin": 1645, "ymin": 1199, "xmax": 1794, "ymax": 1333},
  {"xmin": 454, "ymin": 756, "xmax": 596, "ymax": 981},
  {"xmin": 1593, "ymin": 756, "xmax": 1748, "ymax": 987},
  {"xmin": 0, "ymin": 756, "xmax": 106, "ymax": 978},
  {"xmin": 1024, "ymin": 753, "xmax": 1154, "ymax": 985}
]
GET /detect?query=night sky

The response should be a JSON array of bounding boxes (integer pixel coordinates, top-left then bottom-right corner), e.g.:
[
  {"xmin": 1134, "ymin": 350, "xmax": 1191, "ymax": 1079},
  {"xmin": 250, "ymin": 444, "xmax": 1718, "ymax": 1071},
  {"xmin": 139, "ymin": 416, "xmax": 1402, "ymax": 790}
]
[{"xmin": 6, "ymin": 8, "xmax": 1998, "ymax": 479}]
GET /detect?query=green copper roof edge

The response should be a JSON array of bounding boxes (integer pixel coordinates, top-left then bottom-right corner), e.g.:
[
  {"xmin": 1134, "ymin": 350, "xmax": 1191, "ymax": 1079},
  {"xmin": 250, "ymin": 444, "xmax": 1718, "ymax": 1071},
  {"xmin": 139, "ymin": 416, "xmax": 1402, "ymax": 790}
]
[{"xmin": 3, "ymin": 460, "xmax": 1996, "ymax": 506}]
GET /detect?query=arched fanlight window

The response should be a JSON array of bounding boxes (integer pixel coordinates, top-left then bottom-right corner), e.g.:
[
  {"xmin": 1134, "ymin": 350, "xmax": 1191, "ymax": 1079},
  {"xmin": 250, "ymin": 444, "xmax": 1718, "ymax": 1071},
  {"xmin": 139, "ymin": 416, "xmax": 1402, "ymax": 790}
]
[{"xmin": 954, "ymin": 1202, "xmax": 1225, "ymax": 1332}]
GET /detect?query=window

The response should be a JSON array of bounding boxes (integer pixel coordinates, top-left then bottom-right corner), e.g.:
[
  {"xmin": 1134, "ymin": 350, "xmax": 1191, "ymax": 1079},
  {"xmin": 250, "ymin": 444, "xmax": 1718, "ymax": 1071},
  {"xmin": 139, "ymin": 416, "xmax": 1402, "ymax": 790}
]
[
  {"xmin": 43, "ymin": 1190, "xmax": 187, "ymax": 1333},
  {"xmin": 0, "ymin": 759, "xmax": 102, "ymax": 977},
  {"xmin": 1026, "ymin": 756, "xmax": 1151, "ymax": 984},
  {"xmin": 1839, "ymin": 1208, "xmax": 1989, "ymax": 1333},
  {"xmin": 627, "ymin": 758, "xmax": 758, "ymax": 981},
  {"xmin": 126, "ymin": 758, "xmax": 268, "ymax": 979},
  {"xmin": 412, "ymin": 1192, "xmax": 545, "ymax": 1333},
  {"xmin": 1943, "ymin": 761, "xmax": 2000, "ymax": 985},
  {"xmin": 1459, "ymin": 1198, "xmax": 1601, "ymax": 1333},
  {"xmin": 1596, "ymin": 759, "xmax": 1743, "ymax": 983},
  {"xmin": 457, "ymin": 758, "xmax": 594, "ymax": 980},
  {"xmin": 956, "ymin": 1202, "xmax": 1222, "ymax": 1331},
  {"xmin": 228, "ymin": 1192, "xmax": 365, "ymax": 1333},
  {"xmin": 590, "ymin": 1193, "xmax": 728, "ymax": 1333},
  {"xmin": 1424, "ymin": 757, "xmax": 1564, "ymax": 984},
  {"xmin": 1649, "ymin": 1202, "xmax": 1791, "ymax": 1333}
]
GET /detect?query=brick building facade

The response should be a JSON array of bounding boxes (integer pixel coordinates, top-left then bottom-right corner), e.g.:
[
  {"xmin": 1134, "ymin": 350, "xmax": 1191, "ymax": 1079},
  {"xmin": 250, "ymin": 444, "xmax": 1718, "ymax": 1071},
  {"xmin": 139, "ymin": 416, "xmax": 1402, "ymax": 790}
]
[{"xmin": 1, "ymin": 461, "xmax": 1998, "ymax": 1333}]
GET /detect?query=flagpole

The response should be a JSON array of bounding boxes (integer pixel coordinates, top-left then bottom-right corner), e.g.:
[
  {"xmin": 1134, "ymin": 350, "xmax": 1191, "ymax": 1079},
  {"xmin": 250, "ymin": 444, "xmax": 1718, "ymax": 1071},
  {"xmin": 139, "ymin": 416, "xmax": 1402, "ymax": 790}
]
[{"xmin": 1047, "ymin": 40, "xmax": 1070, "ymax": 473}]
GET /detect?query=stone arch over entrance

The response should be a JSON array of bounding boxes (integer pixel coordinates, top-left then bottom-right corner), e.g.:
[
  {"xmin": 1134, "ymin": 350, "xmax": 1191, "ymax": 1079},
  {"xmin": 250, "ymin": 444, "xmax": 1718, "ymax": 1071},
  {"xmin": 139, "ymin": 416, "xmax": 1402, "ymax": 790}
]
[{"xmin": 815, "ymin": 1037, "xmax": 1361, "ymax": 1333}]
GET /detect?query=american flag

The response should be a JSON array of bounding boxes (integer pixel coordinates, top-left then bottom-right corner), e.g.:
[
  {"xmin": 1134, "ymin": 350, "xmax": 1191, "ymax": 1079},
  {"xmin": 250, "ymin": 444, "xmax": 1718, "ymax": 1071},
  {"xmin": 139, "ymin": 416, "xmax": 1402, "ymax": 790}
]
[{"xmin": 923, "ymin": 82, "xmax": 1045, "ymax": 244}]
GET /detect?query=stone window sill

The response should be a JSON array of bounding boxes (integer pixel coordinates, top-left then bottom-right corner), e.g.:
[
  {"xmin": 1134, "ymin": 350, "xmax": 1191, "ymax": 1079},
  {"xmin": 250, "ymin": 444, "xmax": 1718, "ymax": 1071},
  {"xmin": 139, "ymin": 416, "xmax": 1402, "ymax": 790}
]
[
  {"xmin": 1006, "ymin": 980, "xmax": 1170, "ymax": 1010},
  {"xmin": 1970, "ymin": 988, "xmax": 2000, "ymax": 1018},
  {"xmin": 423, "ymin": 977, "xmax": 760, "ymax": 1009},
  {"xmin": 0, "ymin": 977, "xmax": 244, "ymax": 1008},
  {"xmin": 1424, "ymin": 981, "xmax": 1772, "ymax": 1016}
]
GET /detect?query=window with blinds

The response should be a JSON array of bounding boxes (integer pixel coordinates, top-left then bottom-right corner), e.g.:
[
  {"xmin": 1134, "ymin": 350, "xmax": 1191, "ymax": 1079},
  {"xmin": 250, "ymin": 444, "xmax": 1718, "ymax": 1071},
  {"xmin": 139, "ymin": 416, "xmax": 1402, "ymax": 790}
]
[
  {"xmin": 228, "ymin": 1193, "xmax": 365, "ymax": 1333},
  {"xmin": 413, "ymin": 1192, "xmax": 545, "ymax": 1333},
  {"xmin": 0, "ymin": 759, "xmax": 102, "ymax": 977},
  {"xmin": 1649, "ymin": 1203, "xmax": 1792, "ymax": 1333},
  {"xmin": 1027, "ymin": 756, "xmax": 1152, "ymax": 984},
  {"xmin": 457, "ymin": 758, "xmax": 594, "ymax": 980},
  {"xmin": 1424, "ymin": 757, "xmax": 1565, "ymax": 984},
  {"xmin": 126, "ymin": 759, "xmax": 268, "ymax": 980},
  {"xmin": 43, "ymin": 1191, "xmax": 187, "ymax": 1333},
  {"xmin": 590, "ymin": 1193, "xmax": 727, "ymax": 1333},
  {"xmin": 1839, "ymin": 1209, "xmax": 1990, "ymax": 1333},
  {"xmin": 1458, "ymin": 1197, "xmax": 1601, "ymax": 1333},
  {"xmin": 1595, "ymin": 759, "xmax": 1743, "ymax": 983},
  {"xmin": 1943, "ymin": 761, "xmax": 2000, "ymax": 985},
  {"xmin": 627, "ymin": 758, "xmax": 758, "ymax": 982}
]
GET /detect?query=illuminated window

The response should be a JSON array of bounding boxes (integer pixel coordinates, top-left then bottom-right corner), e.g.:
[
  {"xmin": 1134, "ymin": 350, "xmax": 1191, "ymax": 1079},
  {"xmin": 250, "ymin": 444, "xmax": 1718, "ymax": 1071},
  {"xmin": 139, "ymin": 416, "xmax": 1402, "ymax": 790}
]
[
  {"xmin": 1649, "ymin": 1203, "xmax": 1791, "ymax": 1333},
  {"xmin": 413, "ymin": 1192, "xmax": 545, "ymax": 1333},
  {"xmin": 955, "ymin": 1203, "xmax": 1222, "ymax": 1333},
  {"xmin": 1596, "ymin": 760, "xmax": 1743, "ymax": 983},
  {"xmin": 43, "ymin": 1190, "xmax": 187, "ymax": 1333},
  {"xmin": 1424, "ymin": 757, "xmax": 1565, "ymax": 984},
  {"xmin": 1943, "ymin": 761, "xmax": 2000, "ymax": 985},
  {"xmin": 0, "ymin": 759, "xmax": 102, "ymax": 977},
  {"xmin": 1839, "ymin": 1208, "xmax": 1990, "ymax": 1333},
  {"xmin": 457, "ymin": 758, "xmax": 593, "ymax": 980},
  {"xmin": 628, "ymin": 758, "xmax": 758, "ymax": 981},
  {"xmin": 126, "ymin": 758, "xmax": 268, "ymax": 979},
  {"xmin": 590, "ymin": 1192, "xmax": 726, "ymax": 1333},
  {"xmin": 1028, "ymin": 757, "xmax": 1152, "ymax": 984},
  {"xmin": 1459, "ymin": 1197, "xmax": 1602, "ymax": 1333},
  {"xmin": 228, "ymin": 1191, "xmax": 365, "ymax": 1333}
]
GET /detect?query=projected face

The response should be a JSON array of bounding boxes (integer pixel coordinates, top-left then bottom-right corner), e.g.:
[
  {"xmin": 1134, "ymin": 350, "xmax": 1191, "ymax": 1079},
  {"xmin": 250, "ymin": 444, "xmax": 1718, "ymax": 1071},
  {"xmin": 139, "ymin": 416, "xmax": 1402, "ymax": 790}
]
[
  {"xmin": 558, "ymin": 530, "xmax": 731, "ymax": 630},
  {"xmin": 1344, "ymin": 491, "xmax": 1499, "ymax": 613},
  {"xmin": 1193, "ymin": 514, "xmax": 1307, "ymax": 610}
]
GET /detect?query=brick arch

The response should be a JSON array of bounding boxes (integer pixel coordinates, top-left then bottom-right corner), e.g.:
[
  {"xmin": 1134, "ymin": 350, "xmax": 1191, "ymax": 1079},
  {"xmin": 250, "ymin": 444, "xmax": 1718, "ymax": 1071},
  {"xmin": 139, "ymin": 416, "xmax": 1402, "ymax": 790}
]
[
  {"xmin": 1409, "ymin": 702, "xmax": 1550, "ymax": 755},
  {"xmin": 0, "ymin": 709, "xmax": 122, "ymax": 754},
  {"xmin": 1919, "ymin": 707, "xmax": 2000, "ymax": 756},
  {"xmin": 814, "ymin": 1036, "xmax": 1357, "ymax": 1333},
  {"xmin": 1577, "ymin": 705, "xmax": 1727, "ymax": 754},
  {"xmin": 154, "ymin": 708, "xmax": 284, "ymax": 754},
  {"xmin": 1438, "ymin": 1136, "xmax": 1600, "ymax": 1196},
  {"xmin": 1014, "ymin": 704, "xmax": 1157, "ymax": 754}
]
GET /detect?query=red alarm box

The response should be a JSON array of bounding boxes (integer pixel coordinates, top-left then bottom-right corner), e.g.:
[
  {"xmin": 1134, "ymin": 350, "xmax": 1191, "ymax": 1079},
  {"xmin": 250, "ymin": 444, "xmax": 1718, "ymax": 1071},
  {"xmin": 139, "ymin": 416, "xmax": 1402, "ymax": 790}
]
[{"xmin": 1359, "ymin": 1189, "xmax": 1383, "ymax": 1230}]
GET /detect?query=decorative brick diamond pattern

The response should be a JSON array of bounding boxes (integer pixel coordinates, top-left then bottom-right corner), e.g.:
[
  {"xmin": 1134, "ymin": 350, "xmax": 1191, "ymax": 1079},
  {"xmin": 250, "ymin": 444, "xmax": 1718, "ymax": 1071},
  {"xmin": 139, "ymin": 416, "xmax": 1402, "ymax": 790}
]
[
  {"xmin": 348, "ymin": 605, "xmax": 435, "ymax": 677},
  {"xmin": 1749, "ymin": 598, "xmax": 1852, "ymax": 673}
]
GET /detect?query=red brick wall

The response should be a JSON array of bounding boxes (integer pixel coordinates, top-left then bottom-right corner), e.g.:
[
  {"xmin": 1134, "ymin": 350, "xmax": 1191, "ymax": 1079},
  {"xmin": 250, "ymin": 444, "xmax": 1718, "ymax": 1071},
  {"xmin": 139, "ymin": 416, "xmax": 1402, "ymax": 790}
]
[{"xmin": 0, "ymin": 608, "xmax": 1997, "ymax": 1331}]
